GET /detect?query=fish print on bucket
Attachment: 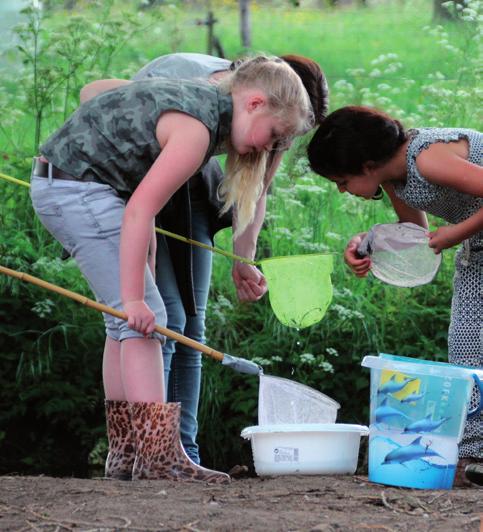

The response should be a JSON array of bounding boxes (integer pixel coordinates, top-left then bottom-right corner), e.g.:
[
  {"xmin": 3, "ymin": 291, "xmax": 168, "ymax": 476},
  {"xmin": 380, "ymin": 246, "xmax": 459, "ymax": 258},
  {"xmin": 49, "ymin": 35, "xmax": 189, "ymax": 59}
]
[
  {"xmin": 377, "ymin": 372, "xmax": 418, "ymax": 397},
  {"xmin": 399, "ymin": 392, "xmax": 425, "ymax": 404},
  {"xmin": 381, "ymin": 436, "xmax": 444, "ymax": 466},
  {"xmin": 362, "ymin": 355, "xmax": 481, "ymax": 489},
  {"xmin": 375, "ymin": 397, "xmax": 410, "ymax": 426},
  {"xmin": 403, "ymin": 415, "xmax": 451, "ymax": 434}
]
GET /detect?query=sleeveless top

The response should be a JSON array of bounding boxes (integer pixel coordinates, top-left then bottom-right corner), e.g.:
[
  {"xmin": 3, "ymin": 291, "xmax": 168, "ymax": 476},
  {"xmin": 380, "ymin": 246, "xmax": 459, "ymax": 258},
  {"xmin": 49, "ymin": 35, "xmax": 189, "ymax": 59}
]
[
  {"xmin": 393, "ymin": 128, "xmax": 483, "ymax": 250},
  {"xmin": 40, "ymin": 78, "xmax": 233, "ymax": 198},
  {"xmin": 132, "ymin": 52, "xmax": 231, "ymax": 198},
  {"xmin": 132, "ymin": 52, "xmax": 231, "ymax": 82},
  {"xmin": 131, "ymin": 56, "xmax": 232, "ymax": 316}
]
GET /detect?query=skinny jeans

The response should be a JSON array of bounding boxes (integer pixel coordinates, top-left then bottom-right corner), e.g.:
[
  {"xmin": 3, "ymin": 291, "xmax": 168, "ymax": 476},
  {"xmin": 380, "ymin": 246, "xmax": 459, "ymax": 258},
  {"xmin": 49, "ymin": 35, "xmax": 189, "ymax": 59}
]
[{"xmin": 155, "ymin": 187, "xmax": 213, "ymax": 464}]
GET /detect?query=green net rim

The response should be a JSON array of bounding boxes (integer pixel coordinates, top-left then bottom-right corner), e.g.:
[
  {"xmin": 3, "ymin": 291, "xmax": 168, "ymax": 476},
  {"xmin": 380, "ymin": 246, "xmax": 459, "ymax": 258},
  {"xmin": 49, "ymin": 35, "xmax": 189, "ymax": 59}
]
[{"xmin": 259, "ymin": 252, "xmax": 335, "ymax": 265}]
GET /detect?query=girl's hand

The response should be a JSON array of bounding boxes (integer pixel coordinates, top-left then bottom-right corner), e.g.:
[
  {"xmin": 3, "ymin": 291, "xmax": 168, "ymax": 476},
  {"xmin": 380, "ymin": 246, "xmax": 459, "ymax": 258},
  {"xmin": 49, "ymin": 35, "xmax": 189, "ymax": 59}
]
[
  {"xmin": 344, "ymin": 234, "xmax": 371, "ymax": 277},
  {"xmin": 232, "ymin": 262, "xmax": 267, "ymax": 302},
  {"xmin": 124, "ymin": 300, "xmax": 156, "ymax": 336},
  {"xmin": 427, "ymin": 225, "xmax": 461, "ymax": 254}
]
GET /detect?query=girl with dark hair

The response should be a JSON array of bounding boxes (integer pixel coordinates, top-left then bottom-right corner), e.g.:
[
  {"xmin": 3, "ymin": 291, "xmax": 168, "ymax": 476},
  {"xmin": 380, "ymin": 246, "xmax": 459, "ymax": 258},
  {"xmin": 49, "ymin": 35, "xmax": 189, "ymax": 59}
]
[{"xmin": 307, "ymin": 105, "xmax": 482, "ymax": 486}]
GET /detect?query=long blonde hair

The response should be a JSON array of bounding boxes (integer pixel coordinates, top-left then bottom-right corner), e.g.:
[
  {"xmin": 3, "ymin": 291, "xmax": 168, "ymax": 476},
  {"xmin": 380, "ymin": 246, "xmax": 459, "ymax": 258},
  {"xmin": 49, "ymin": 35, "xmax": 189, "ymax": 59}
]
[{"xmin": 218, "ymin": 56, "xmax": 313, "ymax": 237}]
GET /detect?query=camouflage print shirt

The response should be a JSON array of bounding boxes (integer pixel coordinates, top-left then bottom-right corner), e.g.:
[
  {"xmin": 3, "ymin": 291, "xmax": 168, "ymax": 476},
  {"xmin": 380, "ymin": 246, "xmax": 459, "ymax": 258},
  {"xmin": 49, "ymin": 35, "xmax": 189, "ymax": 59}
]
[{"xmin": 40, "ymin": 78, "xmax": 233, "ymax": 197}]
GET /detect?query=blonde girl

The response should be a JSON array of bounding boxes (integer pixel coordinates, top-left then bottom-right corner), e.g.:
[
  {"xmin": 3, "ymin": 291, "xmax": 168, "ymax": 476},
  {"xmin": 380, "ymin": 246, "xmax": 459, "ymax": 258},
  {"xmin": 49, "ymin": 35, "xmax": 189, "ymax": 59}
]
[{"xmin": 30, "ymin": 56, "xmax": 312, "ymax": 484}]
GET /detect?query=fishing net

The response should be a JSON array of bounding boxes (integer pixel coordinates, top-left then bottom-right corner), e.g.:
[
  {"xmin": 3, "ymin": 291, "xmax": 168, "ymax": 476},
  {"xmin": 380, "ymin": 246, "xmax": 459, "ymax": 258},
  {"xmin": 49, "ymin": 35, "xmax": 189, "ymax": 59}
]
[
  {"xmin": 357, "ymin": 222, "xmax": 442, "ymax": 287},
  {"xmin": 258, "ymin": 374, "xmax": 340, "ymax": 425},
  {"xmin": 260, "ymin": 253, "xmax": 333, "ymax": 329}
]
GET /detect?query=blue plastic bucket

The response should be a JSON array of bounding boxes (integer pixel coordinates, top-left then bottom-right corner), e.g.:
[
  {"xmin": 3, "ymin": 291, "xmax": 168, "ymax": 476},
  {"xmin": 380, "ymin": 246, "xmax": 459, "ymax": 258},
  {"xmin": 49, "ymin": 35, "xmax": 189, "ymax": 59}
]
[{"xmin": 361, "ymin": 354, "xmax": 482, "ymax": 489}]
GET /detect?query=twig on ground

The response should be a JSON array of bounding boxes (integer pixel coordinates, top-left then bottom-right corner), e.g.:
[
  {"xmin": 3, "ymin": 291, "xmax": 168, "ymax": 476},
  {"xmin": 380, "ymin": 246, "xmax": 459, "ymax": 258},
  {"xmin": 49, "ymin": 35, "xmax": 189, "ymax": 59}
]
[
  {"xmin": 427, "ymin": 492, "xmax": 446, "ymax": 505},
  {"xmin": 379, "ymin": 491, "xmax": 421, "ymax": 516},
  {"xmin": 352, "ymin": 476, "xmax": 372, "ymax": 484},
  {"xmin": 404, "ymin": 494, "xmax": 431, "ymax": 513},
  {"xmin": 24, "ymin": 521, "xmax": 42, "ymax": 532},
  {"xmin": 380, "ymin": 491, "xmax": 395, "ymax": 512},
  {"xmin": 25, "ymin": 505, "xmax": 135, "ymax": 531},
  {"xmin": 358, "ymin": 524, "xmax": 395, "ymax": 532},
  {"xmin": 178, "ymin": 519, "xmax": 201, "ymax": 532}
]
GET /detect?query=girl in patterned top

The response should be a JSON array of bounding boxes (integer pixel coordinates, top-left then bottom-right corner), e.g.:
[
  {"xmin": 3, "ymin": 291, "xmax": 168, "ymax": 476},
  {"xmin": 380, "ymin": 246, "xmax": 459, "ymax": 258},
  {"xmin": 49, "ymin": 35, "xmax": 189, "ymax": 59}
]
[
  {"xmin": 307, "ymin": 105, "xmax": 482, "ymax": 487},
  {"xmin": 31, "ymin": 56, "xmax": 313, "ymax": 484}
]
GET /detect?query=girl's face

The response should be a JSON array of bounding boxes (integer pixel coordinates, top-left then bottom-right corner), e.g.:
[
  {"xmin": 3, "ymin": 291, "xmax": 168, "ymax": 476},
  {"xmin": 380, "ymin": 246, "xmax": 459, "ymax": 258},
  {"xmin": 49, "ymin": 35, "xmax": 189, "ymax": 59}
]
[
  {"xmin": 329, "ymin": 168, "xmax": 383, "ymax": 199},
  {"xmin": 231, "ymin": 92, "xmax": 292, "ymax": 155}
]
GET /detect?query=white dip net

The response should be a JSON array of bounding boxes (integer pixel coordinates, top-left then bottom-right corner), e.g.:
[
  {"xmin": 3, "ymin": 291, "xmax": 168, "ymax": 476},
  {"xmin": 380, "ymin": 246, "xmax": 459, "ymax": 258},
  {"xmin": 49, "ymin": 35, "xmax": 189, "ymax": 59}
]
[{"xmin": 357, "ymin": 222, "xmax": 442, "ymax": 288}]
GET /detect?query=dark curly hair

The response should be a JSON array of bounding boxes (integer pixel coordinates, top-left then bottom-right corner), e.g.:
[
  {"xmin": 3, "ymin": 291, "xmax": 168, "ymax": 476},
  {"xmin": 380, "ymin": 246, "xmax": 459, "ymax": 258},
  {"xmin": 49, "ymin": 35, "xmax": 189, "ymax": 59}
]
[{"xmin": 307, "ymin": 106, "xmax": 407, "ymax": 177}]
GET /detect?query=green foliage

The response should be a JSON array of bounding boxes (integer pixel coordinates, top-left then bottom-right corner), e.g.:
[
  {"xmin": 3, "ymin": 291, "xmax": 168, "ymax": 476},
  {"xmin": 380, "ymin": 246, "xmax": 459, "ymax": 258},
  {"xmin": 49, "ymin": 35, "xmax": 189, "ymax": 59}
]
[
  {"xmin": 0, "ymin": 170, "xmax": 106, "ymax": 475},
  {"xmin": 0, "ymin": 0, "xmax": 480, "ymax": 475},
  {"xmin": 1, "ymin": 1, "xmax": 146, "ymax": 153}
]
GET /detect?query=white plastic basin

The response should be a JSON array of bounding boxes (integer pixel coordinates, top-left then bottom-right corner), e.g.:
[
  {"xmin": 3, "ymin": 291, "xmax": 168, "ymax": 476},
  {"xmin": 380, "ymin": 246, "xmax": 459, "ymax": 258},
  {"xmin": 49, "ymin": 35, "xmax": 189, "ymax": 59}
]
[{"xmin": 241, "ymin": 423, "xmax": 369, "ymax": 476}]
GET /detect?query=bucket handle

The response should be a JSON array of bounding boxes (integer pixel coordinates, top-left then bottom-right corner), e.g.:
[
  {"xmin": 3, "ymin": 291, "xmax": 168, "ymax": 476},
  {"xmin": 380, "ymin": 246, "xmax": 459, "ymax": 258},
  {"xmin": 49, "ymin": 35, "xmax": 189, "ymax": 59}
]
[{"xmin": 467, "ymin": 373, "xmax": 483, "ymax": 419}]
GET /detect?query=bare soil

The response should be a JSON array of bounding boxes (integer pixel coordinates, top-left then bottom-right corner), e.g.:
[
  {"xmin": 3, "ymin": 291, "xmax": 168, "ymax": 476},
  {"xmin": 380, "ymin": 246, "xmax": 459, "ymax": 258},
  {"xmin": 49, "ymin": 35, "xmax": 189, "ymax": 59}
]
[{"xmin": 0, "ymin": 474, "xmax": 481, "ymax": 531}]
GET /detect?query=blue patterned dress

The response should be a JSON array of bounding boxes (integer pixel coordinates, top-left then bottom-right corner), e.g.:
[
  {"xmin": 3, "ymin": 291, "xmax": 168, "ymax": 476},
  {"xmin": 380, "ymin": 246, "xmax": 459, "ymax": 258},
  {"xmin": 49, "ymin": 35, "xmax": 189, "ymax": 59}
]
[{"xmin": 393, "ymin": 128, "xmax": 482, "ymax": 459}]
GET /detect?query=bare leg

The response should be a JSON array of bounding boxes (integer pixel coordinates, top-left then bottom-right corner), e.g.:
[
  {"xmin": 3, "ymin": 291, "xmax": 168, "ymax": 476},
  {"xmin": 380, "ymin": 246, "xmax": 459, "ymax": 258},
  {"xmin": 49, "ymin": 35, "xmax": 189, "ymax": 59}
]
[
  {"xmin": 121, "ymin": 337, "xmax": 164, "ymax": 403},
  {"xmin": 102, "ymin": 336, "xmax": 125, "ymax": 401}
]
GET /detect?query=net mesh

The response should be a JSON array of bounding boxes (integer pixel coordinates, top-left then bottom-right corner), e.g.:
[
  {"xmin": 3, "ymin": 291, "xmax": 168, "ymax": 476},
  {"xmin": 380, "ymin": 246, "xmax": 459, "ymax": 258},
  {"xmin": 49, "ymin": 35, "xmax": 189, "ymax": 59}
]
[
  {"xmin": 258, "ymin": 374, "xmax": 340, "ymax": 425},
  {"xmin": 357, "ymin": 222, "xmax": 442, "ymax": 287},
  {"xmin": 260, "ymin": 253, "xmax": 333, "ymax": 329}
]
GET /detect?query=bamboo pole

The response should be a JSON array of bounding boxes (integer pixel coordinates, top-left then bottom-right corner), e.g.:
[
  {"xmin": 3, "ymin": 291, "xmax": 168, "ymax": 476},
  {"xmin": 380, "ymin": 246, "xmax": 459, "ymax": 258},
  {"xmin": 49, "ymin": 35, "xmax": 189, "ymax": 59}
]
[
  {"xmin": 153, "ymin": 227, "xmax": 257, "ymax": 265},
  {"xmin": 0, "ymin": 171, "xmax": 257, "ymax": 266},
  {"xmin": 0, "ymin": 172, "xmax": 31, "ymax": 188},
  {"xmin": 0, "ymin": 264, "xmax": 224, "ymax": 362}
]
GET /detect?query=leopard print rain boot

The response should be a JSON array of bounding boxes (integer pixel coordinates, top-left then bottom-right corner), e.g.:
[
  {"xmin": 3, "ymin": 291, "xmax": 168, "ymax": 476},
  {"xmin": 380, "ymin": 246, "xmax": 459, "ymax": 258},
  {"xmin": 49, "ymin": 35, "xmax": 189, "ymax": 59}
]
[
  {"xmin": 104, "ymin": 400, "xmax": 136, "ymax": 480},
  {"xmin": 130, "ymin": 402, "xmax": 230, "ymax": 484}
]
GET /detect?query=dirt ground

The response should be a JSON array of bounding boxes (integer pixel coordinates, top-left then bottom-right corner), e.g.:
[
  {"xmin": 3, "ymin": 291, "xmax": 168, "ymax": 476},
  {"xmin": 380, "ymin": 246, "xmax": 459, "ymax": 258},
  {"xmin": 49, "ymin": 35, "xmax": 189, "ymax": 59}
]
[{"xmin": 0, "ymin": 473, "xmax": 481, "ymax": 532}]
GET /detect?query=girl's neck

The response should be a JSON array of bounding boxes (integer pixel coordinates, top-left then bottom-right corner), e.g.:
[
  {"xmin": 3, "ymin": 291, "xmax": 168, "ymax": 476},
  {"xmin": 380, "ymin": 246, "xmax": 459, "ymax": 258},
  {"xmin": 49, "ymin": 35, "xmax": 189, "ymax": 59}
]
[{"xmin": 379, "ymin": 139, "xmax": 410, "ymax": 184}]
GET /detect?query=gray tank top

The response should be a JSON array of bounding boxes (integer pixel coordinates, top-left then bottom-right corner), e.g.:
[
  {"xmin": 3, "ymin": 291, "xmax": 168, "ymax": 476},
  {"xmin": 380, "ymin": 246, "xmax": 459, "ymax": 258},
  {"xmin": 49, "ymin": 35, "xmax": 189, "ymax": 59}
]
[
  {"xmin": 132, "ymin": 53, "xmax": 231, "ymax": 82},
  {"xmin": 393, "ymin": 128, "xmax": 482, "ymax": 250},
  {"xmin": 40, "ymin": 78, "xmax": 233, "ymax": 197}
]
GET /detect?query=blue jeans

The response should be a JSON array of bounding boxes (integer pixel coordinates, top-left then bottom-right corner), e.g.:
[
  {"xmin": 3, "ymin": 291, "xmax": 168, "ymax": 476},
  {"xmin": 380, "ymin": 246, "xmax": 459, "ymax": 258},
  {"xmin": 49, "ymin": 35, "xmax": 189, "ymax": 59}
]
[{"xmin": 155, "ymin": 192, "xmax": 213, "ymax": 464}]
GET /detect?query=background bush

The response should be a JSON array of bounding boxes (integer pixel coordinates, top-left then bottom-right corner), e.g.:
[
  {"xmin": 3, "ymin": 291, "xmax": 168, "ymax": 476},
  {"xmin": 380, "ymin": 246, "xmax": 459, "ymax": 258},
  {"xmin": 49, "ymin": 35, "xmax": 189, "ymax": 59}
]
[{"xmin": 0, "ymin": 0, "xmax": 480, "ymax": 475}]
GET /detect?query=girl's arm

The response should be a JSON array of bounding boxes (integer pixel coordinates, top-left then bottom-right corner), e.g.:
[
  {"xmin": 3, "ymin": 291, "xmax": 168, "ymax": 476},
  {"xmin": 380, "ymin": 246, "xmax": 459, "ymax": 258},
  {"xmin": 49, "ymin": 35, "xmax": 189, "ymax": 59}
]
[
  {"xmin": 428, "ymin": 209, "xmax": 483, "ymax": 253},
  {"xmin": 231, "ymin": 151, "xmax": 284, "ymax": 301},
  {"xmin": 416, "ymin": 142, "xmax": 483, "ymax": 196},
  {"xmin": 416, "ymin": 143, "xmax": 483, "ymax": 253},
  {"xmin": 80, "ymin": 79, "xmax": 132, "ymax": 104},
  {"xmin": 120, "ymin": 112, "xmax": 210, "ymax": 334}
]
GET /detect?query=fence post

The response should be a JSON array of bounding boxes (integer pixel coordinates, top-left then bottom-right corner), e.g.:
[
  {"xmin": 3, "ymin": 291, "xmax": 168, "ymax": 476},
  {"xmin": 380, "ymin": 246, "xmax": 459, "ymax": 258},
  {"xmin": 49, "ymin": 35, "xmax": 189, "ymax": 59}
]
[{"xmin": 239, "ymin": 0, "xmax": 251, "ymax": 49}]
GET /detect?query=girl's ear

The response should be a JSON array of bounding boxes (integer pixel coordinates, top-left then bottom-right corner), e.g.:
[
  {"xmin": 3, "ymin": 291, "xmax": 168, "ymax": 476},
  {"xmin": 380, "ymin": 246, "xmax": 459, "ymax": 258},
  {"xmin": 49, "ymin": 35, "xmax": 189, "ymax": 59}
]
[
  {"xmin": 363, "ymin": 161, "xmax": 378, "ymax": 175},
  {"xmin": 246, "ymin": 91, "xmax": 267, "ymax": 113}
]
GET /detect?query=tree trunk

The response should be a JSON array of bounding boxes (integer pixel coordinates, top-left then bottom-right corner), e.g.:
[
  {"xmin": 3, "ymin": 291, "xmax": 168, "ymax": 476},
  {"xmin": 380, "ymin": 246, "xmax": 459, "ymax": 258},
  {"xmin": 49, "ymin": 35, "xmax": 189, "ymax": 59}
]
[{"xmin": 239, "ymin": 0, "xmax": 251, "ymax": 49}]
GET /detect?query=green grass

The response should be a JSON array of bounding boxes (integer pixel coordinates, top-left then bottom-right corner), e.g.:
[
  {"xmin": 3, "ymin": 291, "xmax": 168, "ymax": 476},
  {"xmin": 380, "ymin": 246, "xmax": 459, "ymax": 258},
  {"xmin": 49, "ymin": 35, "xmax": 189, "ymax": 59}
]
[{"xmin": 125, "ymin": 0, "xmax": 479, "ymax": 115}]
